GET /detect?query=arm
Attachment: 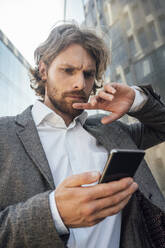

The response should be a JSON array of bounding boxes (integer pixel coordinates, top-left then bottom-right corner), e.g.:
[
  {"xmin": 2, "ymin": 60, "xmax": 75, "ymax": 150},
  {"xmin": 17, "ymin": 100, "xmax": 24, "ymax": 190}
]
[
  {"xmin": 0, "ymin": 191, "xmax": 65, "ymax": 248},
  {"xmin": 73, "ymin": 83, "xmax": 165, "ymax": 149},
  {"xmin": 128, "ymin": 85, "xmax": 165, "ymax": 149}
]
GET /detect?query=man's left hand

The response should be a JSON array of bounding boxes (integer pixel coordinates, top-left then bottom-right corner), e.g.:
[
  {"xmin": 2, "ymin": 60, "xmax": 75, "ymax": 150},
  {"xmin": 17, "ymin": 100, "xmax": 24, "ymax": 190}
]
[{"xmin": 73, "ymin": 83, "xmax": 135, "ymax": 124}]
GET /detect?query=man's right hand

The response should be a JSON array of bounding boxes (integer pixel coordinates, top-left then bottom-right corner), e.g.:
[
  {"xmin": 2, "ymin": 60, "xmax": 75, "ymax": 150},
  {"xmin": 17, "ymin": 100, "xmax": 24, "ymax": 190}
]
[{"xmin": 55, "ymin": 171, "xmax": 138, "ymax": 228}]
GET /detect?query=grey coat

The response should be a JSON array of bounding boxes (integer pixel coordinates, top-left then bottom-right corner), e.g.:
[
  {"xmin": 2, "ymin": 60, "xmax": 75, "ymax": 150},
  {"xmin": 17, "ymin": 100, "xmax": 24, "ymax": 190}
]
[{"xmin": 0, "ymin": 86, "xmax": 165, "ymax": 248}]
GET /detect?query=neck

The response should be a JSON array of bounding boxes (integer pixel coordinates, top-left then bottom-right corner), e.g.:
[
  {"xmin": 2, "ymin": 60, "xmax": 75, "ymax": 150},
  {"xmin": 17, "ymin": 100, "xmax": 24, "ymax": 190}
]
[{"xmin": 43, "ymin": 101, "xmax": 74, "ymax": 127}]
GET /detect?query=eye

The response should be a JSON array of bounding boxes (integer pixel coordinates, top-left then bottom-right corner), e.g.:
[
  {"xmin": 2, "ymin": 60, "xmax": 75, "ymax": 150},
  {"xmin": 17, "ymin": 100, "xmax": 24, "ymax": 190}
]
[
  {"xmin": 64, "ymin": 68, "xmax": 74, "ymax": 74},
  {"xmin": 84, "ymin": 71, "xmax": 95, "ymax": 79}
]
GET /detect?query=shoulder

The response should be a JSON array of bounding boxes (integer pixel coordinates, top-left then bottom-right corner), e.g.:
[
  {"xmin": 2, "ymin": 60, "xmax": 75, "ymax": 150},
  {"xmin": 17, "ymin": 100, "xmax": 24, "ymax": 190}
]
[
  {"xmin": 85, "ymin": 114, "xmax": 129, "ymax": 131},
  {"xmin": 0, "ymin": 105, "xmax": 33, "ymax": 133},
  {"xmin": 0, "ymin": 115, "xmax": 16, "ymax": 128}
]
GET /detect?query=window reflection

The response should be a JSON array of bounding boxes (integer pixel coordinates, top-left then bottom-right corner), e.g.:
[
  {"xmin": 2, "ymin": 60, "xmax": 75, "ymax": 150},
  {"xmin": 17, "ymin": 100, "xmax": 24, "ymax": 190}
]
[
  {"xmin": 0, "ymin": 40, "xmax": 35, "ymax": 117},
  {"xmin": 135, "ymin": 58, "xmax": 152, "ymax": 81},
  {"xmin": 138, "ymin": 29, "xmax": 148, "ymax": 49},
  {"xmin": 148, "ymin": 22, "xmax": 157, "ymax": 42},
  {"xmin": 128, "ymin": 36, "xmax": 137, "ymax": 57}
]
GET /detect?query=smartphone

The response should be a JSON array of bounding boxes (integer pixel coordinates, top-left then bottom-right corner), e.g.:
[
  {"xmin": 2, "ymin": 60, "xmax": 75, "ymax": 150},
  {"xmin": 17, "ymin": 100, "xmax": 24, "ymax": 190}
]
[{"xmin": 99, "ymin": 149, "xmax": 145, "ymax": 183}]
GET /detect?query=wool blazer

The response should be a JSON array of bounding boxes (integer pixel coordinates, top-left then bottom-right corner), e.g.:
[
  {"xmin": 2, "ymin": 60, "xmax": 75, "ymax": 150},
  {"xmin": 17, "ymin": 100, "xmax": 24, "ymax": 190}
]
[{"xmin": 0, "ymin": 85, "xmax": 165, "ymax": 248}]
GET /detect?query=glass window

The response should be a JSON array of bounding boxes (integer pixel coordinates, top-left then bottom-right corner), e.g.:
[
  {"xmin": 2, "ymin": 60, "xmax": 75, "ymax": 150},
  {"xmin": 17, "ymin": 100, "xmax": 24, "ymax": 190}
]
[
  {"xmin": 116, "ymin": 74, "xmax": 122, "ymax": 83},
  {"xmin": 143, "ymin": 59, "xmax": 151, "ymax": 76},
  {"xmin": 140, "ymin": 0, "xmax": 151, "ymax": 15},
  {"xmin": 132, "ymin": 5, "xmax": 140, "ymax": 25},
  {"xmin": 0, "ymin": 39, "xmax": 35, "ymax": 116},
  {"xmin": 99, "ymin": 13, "xmax": 105, "ymax": 27},
  {"xmin": 162, "ymin": 49, "xmax": 165, "ymax": 59},
  {"xmin": 151, "ymin": 0, "xmax": 164, "ymax": 10},
  {"xmin": 85, "ymin": 12, "xmax": 95, "ymax": 27},
  {"xmin": 124, "ymin": 67, "xmax": 134, "ymax": 85},
  {"xmin": 159, "ymin": 16, "xmax": 165, "ymax": 36},
  {"xmin": 148, "ymin": 22, "xmax": 157, "ymax": 42},
  {"xmin": 156, "ymin": 46, "xmax": 165, "ymax": 66},
  {"xmin": 96, "ymin": 0, "xmax": 102, "ymax": 12},
  {"xmin": 135, "ymin": 58, "xmax": 151, "ymax": 81},
  {"xmin": 138, "ymin": 29, "xmax": 148, "ymax": 49},
  {"xmin": 128, "ymin": 36, "xmax": 137, "ymax": 57},
  {"xmin": 110, "ymin": 23, "xmax": 123, "ymax": 49}
]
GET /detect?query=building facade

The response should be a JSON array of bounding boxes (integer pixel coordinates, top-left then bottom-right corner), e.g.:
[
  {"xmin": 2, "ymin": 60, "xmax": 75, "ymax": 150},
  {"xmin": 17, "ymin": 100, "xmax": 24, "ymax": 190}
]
[
  {"xmin": 0, "ymin": 30, "xmax": 35, "ymax": 117},
  {"xmin": 84, "ymin": 0, "xmax": 165, "ymax": 101},
  {"xmin": 84, "ymin": 0, "xmax": 165, "ymax": 195}
]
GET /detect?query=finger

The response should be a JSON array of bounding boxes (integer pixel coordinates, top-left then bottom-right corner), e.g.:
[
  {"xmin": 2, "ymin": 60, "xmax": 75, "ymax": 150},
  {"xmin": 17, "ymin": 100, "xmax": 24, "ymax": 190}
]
[
  {"xmin": 98, "ymin": 91, "xmax": 114, "ymax": 102},
  {"xmin": 109, "ymin": 82, "xmax": 123, "ymax": 90},
  {"xmin": 104, "ymin": 84, "xmax": 116, "ymax": 94},
  {"xmin": 62, "ymin": 171, "xmax": 101, "ymax": 187},
  {"xmin": 90, "ymin": 96, "xmax": 98, "ymax": 106},
  {"xmin": 101, "ymin": 113, "xmax": 122, "ymax": 124},
  {"xmin": 87, "ymin": 177, "xmax": 135, "ymax": 200},
  {"xmin": 93, "ymin": 194, "xmax": 132, "ymax": 219},
  {"xmin": 93, "ymin": 182, "xmax": 138, "ymax": 211},
  {"xmin": 72, "ymin": 102, "xmax": 94, "ymax": 110}
]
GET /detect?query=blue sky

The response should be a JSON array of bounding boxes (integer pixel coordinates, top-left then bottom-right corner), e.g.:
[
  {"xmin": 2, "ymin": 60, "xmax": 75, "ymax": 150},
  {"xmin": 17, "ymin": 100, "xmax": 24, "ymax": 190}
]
[{"xmin": 0, "ymin": 0, "xmax": 86, "ymax": 65}]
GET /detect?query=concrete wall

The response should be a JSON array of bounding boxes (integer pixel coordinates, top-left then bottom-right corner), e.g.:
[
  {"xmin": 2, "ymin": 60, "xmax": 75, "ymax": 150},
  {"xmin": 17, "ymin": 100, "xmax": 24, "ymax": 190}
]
[{"xmin": 145, "ymin": 142, "xmax": 165, "ymax": 197}]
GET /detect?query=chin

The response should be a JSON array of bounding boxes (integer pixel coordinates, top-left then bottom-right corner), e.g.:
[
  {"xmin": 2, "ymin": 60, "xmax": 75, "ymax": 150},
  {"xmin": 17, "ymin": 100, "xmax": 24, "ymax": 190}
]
[{"xmin": 70, "ymin": 108, "xmax": 83, "ymax": 118}]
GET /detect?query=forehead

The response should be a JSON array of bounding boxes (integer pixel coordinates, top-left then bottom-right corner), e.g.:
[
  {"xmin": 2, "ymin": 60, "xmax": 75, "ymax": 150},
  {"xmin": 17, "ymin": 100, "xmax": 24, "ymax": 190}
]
[{"xmin": 52, "ymin": 43, "xmax": 96, "ymax": 69}]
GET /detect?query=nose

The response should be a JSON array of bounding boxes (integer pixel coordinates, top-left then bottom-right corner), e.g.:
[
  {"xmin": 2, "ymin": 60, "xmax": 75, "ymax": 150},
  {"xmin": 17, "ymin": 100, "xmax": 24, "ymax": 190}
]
[{"xmin": 73, "ymin": 73, "xmax": 86, "ymax": 90}]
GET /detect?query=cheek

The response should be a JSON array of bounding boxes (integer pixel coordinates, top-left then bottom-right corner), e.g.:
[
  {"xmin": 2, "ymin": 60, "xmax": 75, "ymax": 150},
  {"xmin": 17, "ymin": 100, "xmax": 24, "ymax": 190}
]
[{"xmin": 86, "ymin": 80, "xmax": 95, "ymax": 92}]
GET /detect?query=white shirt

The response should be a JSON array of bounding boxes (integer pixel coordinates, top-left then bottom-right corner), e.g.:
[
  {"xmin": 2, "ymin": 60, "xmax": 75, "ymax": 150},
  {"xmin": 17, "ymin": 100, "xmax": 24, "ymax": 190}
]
[{"xmin": 31, "ymin": 87, "xmax": 147, "ymax": 248}]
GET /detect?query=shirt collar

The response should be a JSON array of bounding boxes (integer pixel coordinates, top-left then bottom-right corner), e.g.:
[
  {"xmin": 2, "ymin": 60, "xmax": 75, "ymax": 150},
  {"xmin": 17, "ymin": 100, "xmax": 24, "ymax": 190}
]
[{"xmin": 32, "ymin": 101, "xmax": 88, "ymax": 128}]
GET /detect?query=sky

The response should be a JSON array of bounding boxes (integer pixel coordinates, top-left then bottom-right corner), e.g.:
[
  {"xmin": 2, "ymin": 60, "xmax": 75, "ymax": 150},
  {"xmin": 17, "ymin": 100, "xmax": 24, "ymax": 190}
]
[{"xmin": 0, "ymin": 0, "xmax": 86, "ymax": 66}]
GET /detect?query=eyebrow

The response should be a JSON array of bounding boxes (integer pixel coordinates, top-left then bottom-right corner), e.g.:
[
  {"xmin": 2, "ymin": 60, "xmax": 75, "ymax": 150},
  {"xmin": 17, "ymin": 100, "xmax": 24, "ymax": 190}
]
[{"xmin": 60, "ymin": 63, "xmax": 96, "ymax": 72}]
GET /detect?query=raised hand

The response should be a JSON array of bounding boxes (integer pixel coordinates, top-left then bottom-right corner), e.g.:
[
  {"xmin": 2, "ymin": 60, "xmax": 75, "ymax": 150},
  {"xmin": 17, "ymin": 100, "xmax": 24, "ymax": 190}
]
[
  {"xmin": 55, "ymin": 171, "xmax": 138, "ymax": 228},
  {"xmin": 73, "ymin": 83, "xmax": 135, "ymax": 124}
]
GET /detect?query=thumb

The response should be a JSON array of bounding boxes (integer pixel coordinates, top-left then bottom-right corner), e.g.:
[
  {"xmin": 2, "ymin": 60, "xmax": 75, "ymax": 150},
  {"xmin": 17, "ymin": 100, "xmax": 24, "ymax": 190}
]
[{"xmin": 62, "ymin": 171, "xmax": 100, "ymax": 187}]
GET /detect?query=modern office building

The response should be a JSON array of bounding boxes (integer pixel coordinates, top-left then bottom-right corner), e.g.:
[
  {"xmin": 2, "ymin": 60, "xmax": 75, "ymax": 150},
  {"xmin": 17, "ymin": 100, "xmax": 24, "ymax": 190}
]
[
  {"xmin": 84, "ymin": 0, "xmax": 165, "ymax": 195},
  {"xmin": 84, "ymin": 0, "xmax": 165, "ymax": 101},
  {"xmin": 0, "ymin": 30, "xmax": 35, "ymax": 117}
]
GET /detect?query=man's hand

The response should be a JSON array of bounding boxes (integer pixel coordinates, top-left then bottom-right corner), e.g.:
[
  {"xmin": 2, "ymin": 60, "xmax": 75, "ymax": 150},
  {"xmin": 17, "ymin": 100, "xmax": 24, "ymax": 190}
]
[
  {"xmin": 73, "ymin": 83, "xmax": 135, "ymax": 124},
  {"xmin": 55, "ymin": 171, "xmax": 138, "ymax": 228}
]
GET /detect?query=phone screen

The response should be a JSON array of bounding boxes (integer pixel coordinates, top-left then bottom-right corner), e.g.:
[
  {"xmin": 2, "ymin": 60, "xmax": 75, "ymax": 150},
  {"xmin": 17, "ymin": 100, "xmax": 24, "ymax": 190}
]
[{"xmin": 99, "ymin": 149, "xmax": 145, "ymax": 183}]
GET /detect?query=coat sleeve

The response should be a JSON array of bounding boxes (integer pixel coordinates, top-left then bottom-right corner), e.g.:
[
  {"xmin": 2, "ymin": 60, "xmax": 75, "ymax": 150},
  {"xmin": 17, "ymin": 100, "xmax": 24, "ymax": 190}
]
[
  {"xmin": 126, "ymin": 85, "xmax": 165, "ymax": 149},
  {"xmin": 0, "ymin": 191, "xmax": 66, "ymax": 248}
]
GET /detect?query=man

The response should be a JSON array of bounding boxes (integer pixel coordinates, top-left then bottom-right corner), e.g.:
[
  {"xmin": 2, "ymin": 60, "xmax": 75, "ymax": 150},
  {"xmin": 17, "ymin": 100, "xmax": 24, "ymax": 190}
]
[{"xmin": 0, "ymin": 23, "xmax": 165, "ymax": 248}]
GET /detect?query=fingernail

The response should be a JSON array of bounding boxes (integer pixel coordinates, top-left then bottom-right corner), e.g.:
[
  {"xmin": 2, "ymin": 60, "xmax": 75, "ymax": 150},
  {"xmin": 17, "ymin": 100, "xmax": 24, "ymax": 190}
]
[
  {"xmin": 127, "ymin": 178, "xmax": 133, "ymax": 185},
  {"xmin": 132, "ymin": 182, "xmax": 138, "ymax": 190}
]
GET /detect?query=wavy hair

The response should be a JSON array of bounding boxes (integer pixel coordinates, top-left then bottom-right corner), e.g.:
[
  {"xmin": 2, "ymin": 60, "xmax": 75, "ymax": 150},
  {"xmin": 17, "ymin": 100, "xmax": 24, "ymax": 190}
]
[{"xmin": 30, "ymin": 22, "xmax": 110, "ymax": 100}]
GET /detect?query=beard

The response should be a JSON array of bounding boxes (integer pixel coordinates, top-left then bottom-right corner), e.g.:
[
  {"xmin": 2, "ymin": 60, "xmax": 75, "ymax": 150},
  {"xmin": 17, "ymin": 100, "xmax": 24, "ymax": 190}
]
[{"xmin": 47, "ymin": 87, "xmax": 89, "ymax": 119}]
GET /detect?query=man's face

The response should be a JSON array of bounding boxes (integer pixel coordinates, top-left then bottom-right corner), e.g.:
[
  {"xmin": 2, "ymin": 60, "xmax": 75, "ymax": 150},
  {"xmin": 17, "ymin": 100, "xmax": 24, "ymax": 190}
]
[{"xmin": 42, "ymin": 43, "xmax": 96, "ymax": 123}]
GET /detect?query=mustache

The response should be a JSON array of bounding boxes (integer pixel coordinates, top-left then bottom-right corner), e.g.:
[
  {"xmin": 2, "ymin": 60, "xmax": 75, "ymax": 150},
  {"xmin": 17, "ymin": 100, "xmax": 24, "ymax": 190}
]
[{"xmin": 62, "ymin": 91, "xmax": 88, "ymax": 100}]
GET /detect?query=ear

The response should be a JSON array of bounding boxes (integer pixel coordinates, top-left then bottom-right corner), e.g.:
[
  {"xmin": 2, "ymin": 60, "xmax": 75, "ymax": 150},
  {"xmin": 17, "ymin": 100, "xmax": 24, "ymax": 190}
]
[{"xmin": 39, "ymin": 61, "xmax": 47, "ymax": 81}]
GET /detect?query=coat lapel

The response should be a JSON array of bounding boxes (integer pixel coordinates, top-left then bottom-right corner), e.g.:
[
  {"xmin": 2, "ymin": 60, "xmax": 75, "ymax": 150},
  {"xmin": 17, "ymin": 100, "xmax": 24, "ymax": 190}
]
[
  {"xmin": 15, "ymin": 106, "xmax": 55, "ymax": 189},
  {"xmin": 84, "ymin": 117, "xmax": 137, "ymax": 152}
]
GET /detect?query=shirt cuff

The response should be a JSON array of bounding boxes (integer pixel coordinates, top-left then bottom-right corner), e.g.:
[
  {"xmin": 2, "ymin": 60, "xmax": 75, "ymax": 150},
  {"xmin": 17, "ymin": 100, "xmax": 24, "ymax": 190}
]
[
  {"xmin": 49, "ymin": 191, "xmax": 69, "ymax": 235},
  {"xmin": 129, "ymin": 86, "xmax": 148, "ymax": 112}
]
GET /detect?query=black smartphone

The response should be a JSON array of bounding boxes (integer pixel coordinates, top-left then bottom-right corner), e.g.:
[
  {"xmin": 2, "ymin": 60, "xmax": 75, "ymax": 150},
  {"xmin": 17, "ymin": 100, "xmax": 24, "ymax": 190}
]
[{"xmin": 99, "ymin": 149, "xmax": 145, "ymax": 183}]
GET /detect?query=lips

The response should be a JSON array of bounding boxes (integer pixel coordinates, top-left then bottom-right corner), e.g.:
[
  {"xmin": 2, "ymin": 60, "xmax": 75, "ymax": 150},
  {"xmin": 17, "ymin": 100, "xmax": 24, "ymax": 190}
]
[
  {"xmin": 66, "ymin": 95, "xmax": 87, "ymax": 103},
  {"xmin": 64, "ymin": 92, "xmax": 87, "ymax": 100}
]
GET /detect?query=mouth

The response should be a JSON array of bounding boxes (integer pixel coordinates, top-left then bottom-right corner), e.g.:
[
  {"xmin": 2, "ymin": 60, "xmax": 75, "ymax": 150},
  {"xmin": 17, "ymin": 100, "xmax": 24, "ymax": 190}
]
[{"xmin": 66, "ymin": 95, "xmax": 87, "ymax": 102}]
